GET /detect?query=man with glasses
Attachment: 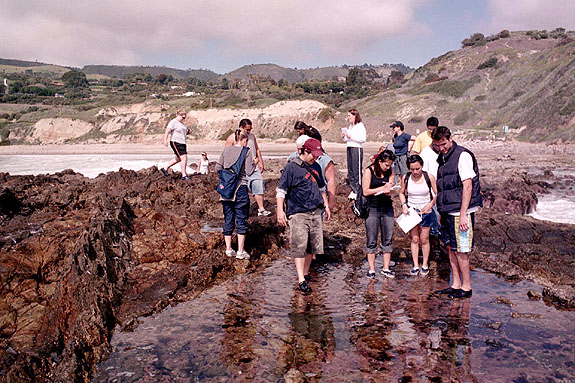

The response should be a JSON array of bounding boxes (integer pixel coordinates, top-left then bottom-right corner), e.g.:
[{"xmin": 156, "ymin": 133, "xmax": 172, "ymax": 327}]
[{"xmin": 276, "ymin": 138, "xmax": 331, "ymax": 294}]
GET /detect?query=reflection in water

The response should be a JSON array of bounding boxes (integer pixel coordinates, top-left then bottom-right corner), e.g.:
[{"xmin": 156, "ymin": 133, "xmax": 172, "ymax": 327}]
[{"xmin": 94, "ymin": 259, "xmax": 575, "ymax": 382}]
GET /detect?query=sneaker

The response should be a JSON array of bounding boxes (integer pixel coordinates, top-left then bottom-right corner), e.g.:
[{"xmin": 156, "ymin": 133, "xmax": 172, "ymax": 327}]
[
  {"xmin": 366, "ymin": 270, "xmax": 376, "ymax": 279},
  {"xmin": 348, "ymin": 191, "xmax": 357, "ymax": 200},
  {"xmin": 160, "ymin": 168, "xmax": 169, "ymax": 176},
  {"xmin": 449, "ymin": 289, "xmax": 472, "ymax": 299},
  {"xmin": 435, "ymin": 286, "xmax": 459, "ymax": 295},
  {"xmin": 298, "ymin": 280, "xmax": 312, "ymax": 294},
  {"xmin": 420, "ymin": 266, "xmax": 429, "ymax": 276},
  {"xmin": 225, "ymin": 249, "xmax": 236, "ymax": 257},
  {"xmin": 381, "ymin": 269, "xmax": 395, "ymax": 278},
  {"xmin": 235, "ymin": 250, "xmax": 250, "ymax": 260},
  {"xmin": 182, "ymin": 176, "xmax": 190, "ymax": 180},
  {"xmin": 258, "ymin": 209, "xmax": 272, "ymax": 216},
  {"xmin": 410, "ymin": 267, "xmax": 420, "ymax": 276}
]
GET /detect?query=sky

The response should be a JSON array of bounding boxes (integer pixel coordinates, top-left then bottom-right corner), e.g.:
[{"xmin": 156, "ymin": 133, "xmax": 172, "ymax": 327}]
[{"xmin": 1, "ymin": 0, "xmax": 575, "ymax": 74}]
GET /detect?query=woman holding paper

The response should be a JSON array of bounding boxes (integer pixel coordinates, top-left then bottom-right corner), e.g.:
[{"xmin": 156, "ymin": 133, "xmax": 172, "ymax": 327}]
[
  {"xmin": 342, "ymin": 109, "xmax": 367, "ymax": 200},
  {"xmin": 398, "ymin": 155, "xmax": 438, "ymax": 276},
  {"xmin": 362, "ymin": 150, "xmax": 396, "ymax": 278}
]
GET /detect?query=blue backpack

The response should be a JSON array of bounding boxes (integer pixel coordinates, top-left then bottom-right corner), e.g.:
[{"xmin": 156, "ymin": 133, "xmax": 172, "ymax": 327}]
[{"xmin": 216, "ymin": 147, "xmax": 249, "ymax": 199}]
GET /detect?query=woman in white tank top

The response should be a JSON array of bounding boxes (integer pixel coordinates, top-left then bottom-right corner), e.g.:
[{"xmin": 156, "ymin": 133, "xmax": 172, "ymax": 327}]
[
  {"xmin": 198, "ymin": 152, "xmax": 209, "ymax": 174},
  {"xmin": 398, "ymin": 155, "xmax": 438, "ymax": 276}
]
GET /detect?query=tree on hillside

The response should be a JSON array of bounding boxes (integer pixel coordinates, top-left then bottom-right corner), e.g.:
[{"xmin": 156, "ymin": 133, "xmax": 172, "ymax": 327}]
[{"xmin": 62, "ymin": 70, "xmax": 89, "ymax": 88}]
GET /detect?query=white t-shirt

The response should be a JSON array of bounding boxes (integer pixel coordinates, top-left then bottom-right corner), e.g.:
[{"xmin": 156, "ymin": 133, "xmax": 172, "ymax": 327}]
[
  {"xmin": 344, "ymin": 122, "xmax": 366, "ymax": 148},
  {"xmin": 450, "ymin": 151, "xmax": 478, "ymax": 216},
  {"xmin": 420, "ymin": 145, "xmax": 439, "ymax": 179},
  {"xmin": 167, "ymin": 118, "xmax": 188, "ymax": 144}
]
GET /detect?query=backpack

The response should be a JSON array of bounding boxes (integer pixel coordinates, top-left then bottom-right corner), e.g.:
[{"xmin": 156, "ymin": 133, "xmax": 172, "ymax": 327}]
[
  {"xmin": 216, "ymin": 147, "xmax": 249, "ymax": 200},
  {"xmin": 404, "ymin": 171, "xmax": 432, "ymax": 205},
  {"xmin": 352, "ymin": 192, "xmax": 369, "ymax": 220}
]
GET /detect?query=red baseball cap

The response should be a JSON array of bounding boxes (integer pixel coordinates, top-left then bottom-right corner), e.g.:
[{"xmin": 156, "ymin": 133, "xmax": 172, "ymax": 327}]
[{"xmin": 302, "ymin": 138, "xmax": 323, "ymax": 157}]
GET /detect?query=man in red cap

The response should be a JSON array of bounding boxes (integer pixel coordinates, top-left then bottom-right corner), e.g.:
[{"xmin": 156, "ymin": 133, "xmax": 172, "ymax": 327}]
[{"xmin": 276, "ymin": 138, "xmax": 331, "ymax": 294}]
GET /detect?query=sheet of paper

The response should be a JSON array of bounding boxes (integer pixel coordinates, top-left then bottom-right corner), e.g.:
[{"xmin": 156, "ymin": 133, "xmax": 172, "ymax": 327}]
[{"xmin": 395, "ymin": 207, "xmax": 422, "ymax": 233}]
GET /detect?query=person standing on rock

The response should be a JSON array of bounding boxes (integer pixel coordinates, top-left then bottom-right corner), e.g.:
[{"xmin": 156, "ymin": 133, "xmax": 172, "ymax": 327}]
[
  {"xmin": 161, "ymin": 109, "xmax": 190, "ymax": 180},
  {"xmin": 412, "ymin": 117, "xmax": 439, "ymax": 155},
  {"xmin": 226, "ymin": 119, "xmax": 271, "ymax": 216},
  {"xmin": 362, "ymin": 150, "xmax": 396, "ymax": 279},
  {"xmin": 398, "ymin": 154, "xmax": 438, "ymax": 276},
  {"xmin": 432, "ymin": 126, "xmax": 482, "ymax": 299},
  {"xmin": 276, "ymin": 138, "xmax": 331, "ymax": 294},
  {"xmin": 390, "ymin": 121, "xmax": 415, "ymax": 178},
  {"xmin": 197, "ymin": 152, "xmax": 209, "ymax": 174},
  {"xmin": 216, "ymin": 129, "xmax": 258, "ymax": 260},
  {"xmin": 341, "ymin": 109, "xmax": 366, "ymax": 200}
]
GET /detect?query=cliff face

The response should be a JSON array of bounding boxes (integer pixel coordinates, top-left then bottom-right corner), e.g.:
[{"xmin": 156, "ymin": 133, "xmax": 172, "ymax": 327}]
[{"xmin": 0, "ymin": 160, "xmax": 573, "ymax": 381}]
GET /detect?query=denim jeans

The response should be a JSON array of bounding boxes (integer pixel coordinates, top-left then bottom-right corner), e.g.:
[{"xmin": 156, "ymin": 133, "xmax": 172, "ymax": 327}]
[
  {"xmin": 365, "ymin": 206, "xmax": 394, "ymax": 253},
  {"xmin": 222, "ymin": 185, "xmax": 250, "ymax": 235}
]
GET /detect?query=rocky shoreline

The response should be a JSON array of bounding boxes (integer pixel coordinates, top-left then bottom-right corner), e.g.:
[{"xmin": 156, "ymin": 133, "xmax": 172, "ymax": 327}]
[{"xmin": 0, "ymin": 143, "xmax": 574, "ymax": 381}]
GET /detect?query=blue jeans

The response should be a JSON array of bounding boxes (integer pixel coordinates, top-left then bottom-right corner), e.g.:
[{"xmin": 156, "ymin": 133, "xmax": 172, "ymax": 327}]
[
  {"xmin": 365, "ymin": 206, "xmax": 394, "ymax": 253},
  {"xmin": 222, "ymin": 185, "xmax": 250, "ymax": 235}
]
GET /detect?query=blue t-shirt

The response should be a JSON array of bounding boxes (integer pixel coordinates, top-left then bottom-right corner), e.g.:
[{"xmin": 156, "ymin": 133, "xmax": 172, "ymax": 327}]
[
  {"xmin": 393, "ymin": 133, "xmax": 412, "ymax": 156},
  {"xmin": 278, "ymin": 159, "xmax": 326, "ymax": 217}
]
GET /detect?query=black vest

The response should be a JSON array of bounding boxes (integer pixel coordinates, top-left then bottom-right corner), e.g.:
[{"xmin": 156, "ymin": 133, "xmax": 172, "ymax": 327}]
[{"xmin": 436, "ymin": 142, "xmax": 482, "ymax": 214}]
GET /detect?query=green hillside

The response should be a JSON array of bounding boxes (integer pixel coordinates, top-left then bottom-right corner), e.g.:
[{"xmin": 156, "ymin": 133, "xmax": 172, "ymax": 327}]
[{"xmin": 82, "ymin": 65, "xmax": 221, "ymax": 82}]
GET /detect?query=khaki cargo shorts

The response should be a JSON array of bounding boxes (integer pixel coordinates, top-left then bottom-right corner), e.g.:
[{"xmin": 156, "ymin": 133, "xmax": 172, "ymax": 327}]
[{"xmin": 288, "ymin": 208, "xmax": 324, "ymax": 258}]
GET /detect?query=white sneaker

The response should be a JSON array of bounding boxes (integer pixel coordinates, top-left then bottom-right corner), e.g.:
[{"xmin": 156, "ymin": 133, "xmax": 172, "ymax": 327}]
[
  {"xmin": 348, "ymin": 191, "xmax": 357, "ymax": 200},
  {"xmin": 225, "ymin": 249, "xmax": 236, "ymax": 257},
  {"xmin": 258, "ymin": 209, "xmax": 272, "ymax": 216},
  {"xmin": 236, "ymin": 250, "xmax": 250, "ymax": 260}
]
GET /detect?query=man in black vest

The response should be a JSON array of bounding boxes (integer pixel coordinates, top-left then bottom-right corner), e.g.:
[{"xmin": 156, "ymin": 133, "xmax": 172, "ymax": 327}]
[{"xmin": 431, "ymin": 126, "xmax": 482, "ymax": 299}]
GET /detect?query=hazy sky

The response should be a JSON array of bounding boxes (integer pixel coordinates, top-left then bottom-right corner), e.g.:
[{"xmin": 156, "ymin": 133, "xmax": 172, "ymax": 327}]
[{"xmin": 1, "ymin": 0, "xmax": 574, "ymax": 74}]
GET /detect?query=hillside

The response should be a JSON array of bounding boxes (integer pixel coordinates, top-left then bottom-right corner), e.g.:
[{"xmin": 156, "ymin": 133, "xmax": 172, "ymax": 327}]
[
  {"xmin": 225, "ymin": 64, "xmax": 305, "ymax": 83},
  {"xmin": 82, "ymin": 65, "xmax": 221, "ymax": 82},
  {"xmin": 351, "ymin": 29, "xmax": 575, "ymax": 142}
]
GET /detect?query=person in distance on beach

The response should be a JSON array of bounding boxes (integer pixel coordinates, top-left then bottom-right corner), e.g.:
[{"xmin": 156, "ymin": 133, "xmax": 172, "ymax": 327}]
[
  {"xmin": 432, "ymin": 126, "xmax": 482, "ymax": 299},
  {"xmin": 398, "ymin": 154, "xmax": 438, "ymax": 276},
  {"xmin": 362, "ymin": 150, "xmax": 396, "ymax": 279},
  {"xmin": 412, "ymin": 116, "xmax": 439, "ymax": 155},
  {"xmin": 342, "ymin": 109, "xmax": 366, "ymax": 200},
  {"xmin": 294, "ymin": 120, "xmax": 322, "ymax": 142},
  {"xmin": 197, "ymin": 152, "xmax": 209, "ymax": 174},
  {"xmin": 276, "ymin": 138, "xmax": 331, "ymax": 294},
  {"xmin": 226, "ymin": 119, "xmax": 271, "ymax": 216},
  {"xmin": 161, "ymin": 109, "xmax": 190, "ymax": 180},
  {"xmin": 216, "ymin": 129, "xmax": 258, "ymax": 260}
]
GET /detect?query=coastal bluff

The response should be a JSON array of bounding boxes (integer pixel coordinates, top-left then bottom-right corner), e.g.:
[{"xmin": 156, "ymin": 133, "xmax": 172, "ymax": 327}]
[{"xmin": 0, "ymin": 161, "xmax": 573, "ymax": 381}]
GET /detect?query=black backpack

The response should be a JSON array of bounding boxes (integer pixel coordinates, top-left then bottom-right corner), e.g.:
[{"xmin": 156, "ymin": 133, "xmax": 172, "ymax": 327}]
[{"xmin": 352, "ymin": 192, "xmax": 369, "ymax": 220}]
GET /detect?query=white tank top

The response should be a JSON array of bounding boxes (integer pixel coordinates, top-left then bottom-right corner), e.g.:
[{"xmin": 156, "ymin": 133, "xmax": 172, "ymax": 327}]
[
  {"xmin": 407, "ymin": 176, "xmax": 433, "ymax": 209},
  {"xmin": 199, "ymin": 159, "xmax": 209, "ymax": 174}
]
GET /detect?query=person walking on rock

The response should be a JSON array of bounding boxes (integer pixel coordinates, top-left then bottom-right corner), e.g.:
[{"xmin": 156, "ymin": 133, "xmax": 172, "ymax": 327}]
[
  {"xmin": 342, "ymin": 109, "xmax": 366, "ymax": 200},
  {"xmin": 276, "ymin": 138, "xmax": 331, "ymax": 294},
  {"xmin": 161, "ymin": 109, "xmax": 190, "ymax": 180},
  {"xmin": 226, "ymin": 119, "xmax": 271, "ymax": 216},
  {"xmin": 432, "ymin": 126, "xmax": 482, "ymax": 299},
  {"xmin": 216, "ymin": 130, "xmax": 258, "ymax": 260}
]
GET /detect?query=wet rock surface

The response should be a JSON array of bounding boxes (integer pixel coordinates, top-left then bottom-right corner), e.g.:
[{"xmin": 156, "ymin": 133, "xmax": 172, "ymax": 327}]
[{"xmin": 0, "ymin": 150, "xmax": 574, "ymax": 381}]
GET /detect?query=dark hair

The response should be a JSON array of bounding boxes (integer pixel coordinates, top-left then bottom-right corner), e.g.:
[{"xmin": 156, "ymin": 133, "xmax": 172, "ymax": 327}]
[
  {"xmin": 234, "ymin": 129, "xmax": 249, "ymax": 143},
  {"xmin": 293, "ymin": 121, "xmax": 321, "ymax": 141},
  {"xmin": 373, "ymin": 149, "xmax": 396, "ymax": 178},
  {"xmin": 407, "ymin": 154, "xmax": 424, "ymax": 167},
  {"xmin": 239, "ymin": 118, "xmax": 252, "ymax": 128},
  {"xmin": 426, "ymin": 117, "xmax": 439, "ymax": 128},
  {"xmin": 348, "ymin": 109, "xmax": 362, "ymax": 124},
  {"xmin": 431, "ymin": 125, "xmax": 451, "ymax": 141}
]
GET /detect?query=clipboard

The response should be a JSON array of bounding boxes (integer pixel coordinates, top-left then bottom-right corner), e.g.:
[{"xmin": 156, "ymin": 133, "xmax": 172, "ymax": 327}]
[{"xmin": 396, "ymin": 207, "xmax": 422, "ymax": 233}]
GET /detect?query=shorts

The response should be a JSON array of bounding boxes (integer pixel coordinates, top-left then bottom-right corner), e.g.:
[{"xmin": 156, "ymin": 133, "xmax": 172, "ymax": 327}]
[
  {"xmin": 247, "ymin": 169, "xmax": 264, "ymax": 195},
  {"xmin": 393, "ymin": 154, "xmax": 408, "ymax": 176},
  {"xmin": 170, "ymin": 141, "xmax": 187, "ymax": 156},
  {"xmin": 440, "ymin": 212, "xmax": 476, "ymax": 253},
  {"xmin": 288, "ymin": 209, "xmax": 324, "ymax": 258},
  {"xmin": 413, "ymin": 209, "xmax": 436, "ymax": 228}
]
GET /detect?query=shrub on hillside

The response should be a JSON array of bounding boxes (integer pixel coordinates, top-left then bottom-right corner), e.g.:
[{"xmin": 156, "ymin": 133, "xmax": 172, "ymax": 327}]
[
  {"xmin": 498, "ymin": 30, "xmax": 511, "ymax": 38},
  {"xmin": 424, "ymin": 76, "xmax": 480, "ymax": 98},
  {"xmin": 317, "ymin": 108, "xmax": 335, "ymax": 123},
  {"xmin": 478, "ymin": 58, "xmax": 498, "ymax": 70},
  {"xmin": 454, "ymin": 110, "xmax": 471, "ymax": 126},
  {"xmin": 425, "ymin": 73, "xmax": 440, "ymax": 83},
  {"xmin": 461, "ymin": 33, "xmax": 486, "ymax": 47}
]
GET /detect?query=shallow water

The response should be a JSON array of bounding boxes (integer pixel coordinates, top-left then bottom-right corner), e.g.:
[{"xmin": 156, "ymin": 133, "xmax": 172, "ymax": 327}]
[{"xmin": 94, "ymin": 257, "xmax": 574, "ymax": 383}]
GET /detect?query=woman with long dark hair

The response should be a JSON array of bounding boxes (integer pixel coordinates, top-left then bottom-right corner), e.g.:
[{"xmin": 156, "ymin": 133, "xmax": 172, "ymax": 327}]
[
  {"xmin": 342, "ymin": 109, "xmax": 366, "ymax": 200},
  {"xmin": 362, "ymin": 150, "xmax": 396, "ymax": 278}
]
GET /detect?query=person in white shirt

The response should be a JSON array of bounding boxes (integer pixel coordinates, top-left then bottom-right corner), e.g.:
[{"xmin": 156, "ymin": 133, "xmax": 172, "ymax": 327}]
[
  {"xmin": 341, "ymin": 109, "xmax": 366, "ymax": 200},
  {"xmin": 161, "ymin": 109, "xmax": 190, "ymax": 180},
  {"xmin": 197, "ymin": 152, "xmax": 209, "ymax": 174}
]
